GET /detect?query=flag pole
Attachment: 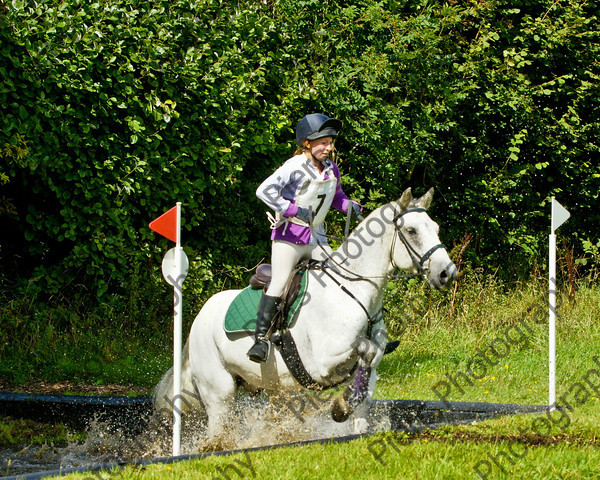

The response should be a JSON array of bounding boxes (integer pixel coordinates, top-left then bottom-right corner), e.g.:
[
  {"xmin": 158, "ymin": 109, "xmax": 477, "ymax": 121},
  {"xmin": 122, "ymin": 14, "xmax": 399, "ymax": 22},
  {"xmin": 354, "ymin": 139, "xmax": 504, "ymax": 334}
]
[
  {"xmin": 149, "ymin": 202, "xmax": 187, "ymax": 455},
  {"xmin": 173, "ymin": 201, "xmax": 182, "ymax": 456},
  {"xmin": 548, "ymin": 197, "xmax": 570, "ymax": 412},
  {"xmin": 548, "ymin": 219, "xmax": 556, "ymax": 412}
]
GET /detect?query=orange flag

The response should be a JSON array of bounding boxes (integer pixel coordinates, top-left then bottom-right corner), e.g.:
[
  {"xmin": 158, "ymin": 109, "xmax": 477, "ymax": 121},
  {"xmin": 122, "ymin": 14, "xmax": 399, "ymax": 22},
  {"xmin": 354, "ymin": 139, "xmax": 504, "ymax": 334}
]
[{"xmin": 149, "ymin": 205, "xmax": 178, "ymax": 243}]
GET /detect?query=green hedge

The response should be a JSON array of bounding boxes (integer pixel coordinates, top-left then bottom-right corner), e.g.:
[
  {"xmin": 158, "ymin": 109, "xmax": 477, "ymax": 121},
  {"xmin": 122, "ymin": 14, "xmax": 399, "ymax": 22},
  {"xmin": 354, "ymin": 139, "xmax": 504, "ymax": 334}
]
[{"xmin": 1, "ymin": 0, "xmax": 598, "ymax": 301}]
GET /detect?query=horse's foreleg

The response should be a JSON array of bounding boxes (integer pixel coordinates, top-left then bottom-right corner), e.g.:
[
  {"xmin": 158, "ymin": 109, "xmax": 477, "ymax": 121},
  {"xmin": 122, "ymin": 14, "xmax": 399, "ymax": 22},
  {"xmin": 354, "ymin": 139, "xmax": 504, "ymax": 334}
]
[
  {"xmin": 331, "ymin": 327, "xmax": 387, "ymax": 431},
  {"xmin": 351, "ymin": 369, "xmax": 378, "ymax": 434},
  {"xmin": 352, "ymin": 327, "xmax": 387, "ymax": 433}
]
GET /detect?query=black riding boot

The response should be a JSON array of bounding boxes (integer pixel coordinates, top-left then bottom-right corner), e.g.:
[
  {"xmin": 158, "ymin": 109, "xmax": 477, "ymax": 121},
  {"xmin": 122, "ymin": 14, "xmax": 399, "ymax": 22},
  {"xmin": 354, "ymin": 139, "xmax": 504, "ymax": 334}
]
[{"xmin": 247, "ymin": 294, "xmax": 280, "ymax": 363}]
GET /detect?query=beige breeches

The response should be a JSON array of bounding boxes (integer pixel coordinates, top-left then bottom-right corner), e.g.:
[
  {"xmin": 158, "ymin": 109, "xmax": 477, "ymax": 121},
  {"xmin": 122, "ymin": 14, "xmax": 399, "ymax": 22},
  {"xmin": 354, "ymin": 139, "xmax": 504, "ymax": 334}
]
[{"xmin": 265, "ymin": 240, "xmax": 332, "ymax": 298}]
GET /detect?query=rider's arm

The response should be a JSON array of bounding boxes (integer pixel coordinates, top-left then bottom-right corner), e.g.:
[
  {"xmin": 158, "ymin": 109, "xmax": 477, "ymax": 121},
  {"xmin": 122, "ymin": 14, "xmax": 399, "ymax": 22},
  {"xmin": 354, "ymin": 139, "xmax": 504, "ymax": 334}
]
[
  {"xmin": 329, "ymin": 163, "xmax": 362, "ymax": 214},
  {"xmin": 256, "ymin": 156, "xmax": 304, "ymax": 216}
]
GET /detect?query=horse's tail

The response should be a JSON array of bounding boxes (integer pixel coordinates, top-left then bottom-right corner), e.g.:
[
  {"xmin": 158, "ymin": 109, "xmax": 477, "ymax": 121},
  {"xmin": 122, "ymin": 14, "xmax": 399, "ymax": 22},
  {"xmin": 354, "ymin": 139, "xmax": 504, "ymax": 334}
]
[{"xmin": 152, "ymin": 338, "xmax": 203, "ymax": 417}]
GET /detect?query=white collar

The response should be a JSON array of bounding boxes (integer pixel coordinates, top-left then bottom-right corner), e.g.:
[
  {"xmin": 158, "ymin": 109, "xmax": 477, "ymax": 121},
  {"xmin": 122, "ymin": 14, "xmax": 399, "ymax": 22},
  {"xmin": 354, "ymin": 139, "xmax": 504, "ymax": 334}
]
[{"xmin": 303, "ymin": 153, "xmax": 333, "ymax": 174}]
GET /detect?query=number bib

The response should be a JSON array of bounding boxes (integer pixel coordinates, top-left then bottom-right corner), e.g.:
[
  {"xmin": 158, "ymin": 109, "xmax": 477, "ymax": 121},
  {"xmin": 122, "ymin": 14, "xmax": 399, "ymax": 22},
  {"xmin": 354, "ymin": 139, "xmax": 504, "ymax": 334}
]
[{"xmin": 289, "ymin": 175, "xmax": 337, "ymax": 227}]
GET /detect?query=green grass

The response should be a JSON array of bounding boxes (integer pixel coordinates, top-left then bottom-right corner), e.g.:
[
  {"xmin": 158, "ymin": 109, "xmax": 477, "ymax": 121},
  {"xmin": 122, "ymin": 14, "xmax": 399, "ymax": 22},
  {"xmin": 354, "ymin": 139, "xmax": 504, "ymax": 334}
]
[
  {"xmin": 0, "ymin": 416, "xmax": 84, "ymax": 446},
  {"xmin": 0, "ymin": 295, "xmax": 174, "ymax": 388},
  {"xmin": 3, "ymin": 275, "xmax": 600, "ymax": 479}
]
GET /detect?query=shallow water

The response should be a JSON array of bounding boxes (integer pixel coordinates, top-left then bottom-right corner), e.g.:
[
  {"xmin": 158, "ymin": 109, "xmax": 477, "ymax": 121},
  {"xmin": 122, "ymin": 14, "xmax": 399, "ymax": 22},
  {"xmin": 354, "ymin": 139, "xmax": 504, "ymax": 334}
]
[
  {"xmin": 1, "ymin": 445, "xmax": 64, "ymax": 476},
  {"xmin": 1, "ymin": 396, "xmax": 392, "ymax": 477}
]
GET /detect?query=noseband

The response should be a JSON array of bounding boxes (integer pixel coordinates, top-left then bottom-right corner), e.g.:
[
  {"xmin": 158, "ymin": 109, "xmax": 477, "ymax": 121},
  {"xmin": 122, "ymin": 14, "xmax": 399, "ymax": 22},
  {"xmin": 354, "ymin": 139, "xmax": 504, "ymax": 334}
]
[{"xmin": 391, "ymin": 207, "xmax": 447, "ymax": 277}]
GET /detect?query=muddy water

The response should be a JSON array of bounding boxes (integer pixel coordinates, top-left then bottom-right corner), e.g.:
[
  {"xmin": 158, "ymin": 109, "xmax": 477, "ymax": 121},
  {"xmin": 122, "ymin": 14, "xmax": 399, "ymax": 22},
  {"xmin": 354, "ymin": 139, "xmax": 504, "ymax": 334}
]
[
  {"xmin": 1, "ymin": 397, "xmax": 392, "ymax": 477},
  {"xmin": 1, "ymin": 445, "xmax": 64, "ymax": 476}
]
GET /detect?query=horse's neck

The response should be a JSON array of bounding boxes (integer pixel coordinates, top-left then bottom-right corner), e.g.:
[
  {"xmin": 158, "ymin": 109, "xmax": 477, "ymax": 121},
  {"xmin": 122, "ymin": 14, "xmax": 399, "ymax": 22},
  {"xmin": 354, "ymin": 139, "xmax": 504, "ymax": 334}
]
[
  {"xmin": 294, "ymin": 210, "xmax": 395, "ymax": 365},
  {"xmin": 314, "ymin": 207, "xmax": 397, "ymax": 317},
  {"xmin": 338, "ymin": 207, "xmax": 396, "ymax": 288}
]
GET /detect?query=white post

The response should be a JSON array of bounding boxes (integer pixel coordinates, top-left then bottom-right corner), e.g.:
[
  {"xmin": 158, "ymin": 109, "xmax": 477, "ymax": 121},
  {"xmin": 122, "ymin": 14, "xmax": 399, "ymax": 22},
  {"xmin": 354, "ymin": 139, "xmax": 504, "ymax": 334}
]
[
  {"xmin": 548, "ymin": 197, "xmax": 569, "ymax": 412},
  {"xmin": 173, "ymin": 201, "xmax": 183, "ymax": 456},
  {"xmin": 548, "ymin": 229, "xmax": 556, "ymax": 412}
]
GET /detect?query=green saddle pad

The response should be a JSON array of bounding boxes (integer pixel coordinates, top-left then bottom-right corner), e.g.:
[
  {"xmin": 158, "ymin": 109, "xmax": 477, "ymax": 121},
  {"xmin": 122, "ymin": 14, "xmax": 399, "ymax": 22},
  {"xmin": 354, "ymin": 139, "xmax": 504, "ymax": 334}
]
[{"xmin": 224, "ymin": 272, "xmax": 308, "ymax": 334}]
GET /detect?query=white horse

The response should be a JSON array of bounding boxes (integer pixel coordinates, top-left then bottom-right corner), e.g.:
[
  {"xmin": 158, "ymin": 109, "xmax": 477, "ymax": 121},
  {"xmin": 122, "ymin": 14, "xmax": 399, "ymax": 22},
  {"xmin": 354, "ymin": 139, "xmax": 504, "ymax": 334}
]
[{"xmin": 154, "ymin": 187, "xmax": 457, "ymax": 440}]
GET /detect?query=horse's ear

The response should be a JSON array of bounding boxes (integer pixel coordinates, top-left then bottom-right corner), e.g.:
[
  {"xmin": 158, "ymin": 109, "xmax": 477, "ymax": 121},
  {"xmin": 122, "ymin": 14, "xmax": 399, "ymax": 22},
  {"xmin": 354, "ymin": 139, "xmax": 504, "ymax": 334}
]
[
  {"xmin": 398, "ymin": 188, "xmax": 413, "ymax": 210},
  {"xmin": 417, "ymin": 187, "xmax": 434, "ymax": 210}
]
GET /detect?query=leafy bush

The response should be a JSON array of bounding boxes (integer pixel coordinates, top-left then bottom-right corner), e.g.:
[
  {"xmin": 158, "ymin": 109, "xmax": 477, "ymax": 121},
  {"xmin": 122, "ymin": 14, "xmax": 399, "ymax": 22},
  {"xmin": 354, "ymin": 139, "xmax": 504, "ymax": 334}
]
[
  {"xmin": 294, "ymin": 0, "xmax": 600, "ymax": 276},
  {"xmin": 0, "ymin": 0, "xmax": 598, "ymax": 307}
]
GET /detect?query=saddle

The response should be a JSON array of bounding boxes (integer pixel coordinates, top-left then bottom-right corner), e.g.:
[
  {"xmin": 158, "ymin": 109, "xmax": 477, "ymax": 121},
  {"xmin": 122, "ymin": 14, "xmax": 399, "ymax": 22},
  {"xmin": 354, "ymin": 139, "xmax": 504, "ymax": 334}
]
[
  {"xmin": 250, "ymin": 259, "xmax": 316, "ymax": 334},
  {"xmin": 249, "ymin": 263, "xmax": 272, "ymax": 289}
]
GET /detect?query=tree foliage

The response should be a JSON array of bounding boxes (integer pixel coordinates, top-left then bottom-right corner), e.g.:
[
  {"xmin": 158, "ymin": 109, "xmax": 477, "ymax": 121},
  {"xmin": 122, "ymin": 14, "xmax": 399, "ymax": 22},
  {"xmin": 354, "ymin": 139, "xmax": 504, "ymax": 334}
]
[{"xmin": 1, "ymin": 0, "xmax": 598, "ymax": 301}]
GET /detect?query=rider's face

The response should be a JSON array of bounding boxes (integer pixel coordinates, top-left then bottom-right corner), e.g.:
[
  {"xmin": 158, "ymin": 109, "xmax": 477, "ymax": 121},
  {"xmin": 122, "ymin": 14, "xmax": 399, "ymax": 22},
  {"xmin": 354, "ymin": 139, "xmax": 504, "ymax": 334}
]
[{"xmin": 306, "ymin": 136, "xmax": 334, "ymax": 163}]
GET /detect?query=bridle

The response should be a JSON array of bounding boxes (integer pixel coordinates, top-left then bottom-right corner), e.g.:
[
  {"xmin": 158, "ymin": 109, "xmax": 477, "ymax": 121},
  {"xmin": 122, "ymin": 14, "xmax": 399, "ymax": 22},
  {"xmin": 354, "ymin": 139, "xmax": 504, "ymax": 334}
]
[
  {"xmin": 390, "ymin": 207, "xmax": 447, "ymax": 278},
  {"xmin": 311, "ymin": 206, "xmax": 447, "ymax": 282}
]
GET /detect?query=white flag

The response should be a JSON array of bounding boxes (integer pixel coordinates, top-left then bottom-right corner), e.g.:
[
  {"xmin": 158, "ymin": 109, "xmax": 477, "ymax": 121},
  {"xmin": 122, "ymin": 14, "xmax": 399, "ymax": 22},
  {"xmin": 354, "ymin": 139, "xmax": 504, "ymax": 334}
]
[{"xmin": 551, "ymin": 198, "xmax": 570, "ymax": 232}]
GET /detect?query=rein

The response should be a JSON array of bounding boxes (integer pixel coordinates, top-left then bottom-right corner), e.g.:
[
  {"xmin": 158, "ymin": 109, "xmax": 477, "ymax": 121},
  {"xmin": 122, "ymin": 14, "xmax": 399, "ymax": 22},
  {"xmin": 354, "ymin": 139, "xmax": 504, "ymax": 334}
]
[
  {"xmin": 311, "ymin": 262, "xmax": 383, "ymax": 339},
  {"xmin": 309, "ymin": 206, "xmax": 447, "ymax": 283}
]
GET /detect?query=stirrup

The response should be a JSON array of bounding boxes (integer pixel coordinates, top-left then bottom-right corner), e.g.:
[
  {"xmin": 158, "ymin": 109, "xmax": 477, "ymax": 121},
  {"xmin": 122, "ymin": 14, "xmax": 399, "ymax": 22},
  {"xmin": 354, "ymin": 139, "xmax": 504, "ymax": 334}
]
[{"xmin": 247, "ymin": 338, "xmax": 269, "ymax": 363}]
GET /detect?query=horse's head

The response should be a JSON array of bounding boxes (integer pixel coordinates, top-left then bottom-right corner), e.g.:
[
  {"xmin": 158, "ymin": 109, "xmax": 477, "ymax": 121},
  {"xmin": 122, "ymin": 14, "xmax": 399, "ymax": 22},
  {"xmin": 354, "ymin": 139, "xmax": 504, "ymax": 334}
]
[{"xmin": 389, "ymin": 188, "xmax": 457, "ymax": 289}]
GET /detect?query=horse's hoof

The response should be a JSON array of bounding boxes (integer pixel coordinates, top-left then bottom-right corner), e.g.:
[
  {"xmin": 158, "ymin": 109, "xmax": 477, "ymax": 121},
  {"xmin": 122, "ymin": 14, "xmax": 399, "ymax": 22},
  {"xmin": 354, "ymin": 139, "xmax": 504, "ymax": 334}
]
[
  {"xmin": 384, "ymin": 340, "xmax": 400, "ymax": 355},
  {"xmin": 331, "ymin": 396, "xmax": 352, "ymax": 423}
]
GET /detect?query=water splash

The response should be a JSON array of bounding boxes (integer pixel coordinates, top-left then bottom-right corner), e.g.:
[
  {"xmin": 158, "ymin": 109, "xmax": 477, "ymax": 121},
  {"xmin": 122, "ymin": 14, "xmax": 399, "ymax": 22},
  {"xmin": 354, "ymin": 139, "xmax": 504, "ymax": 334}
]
[{"xmin": 2, "ymin": 396, "xmax": 392, "ymax": 476}]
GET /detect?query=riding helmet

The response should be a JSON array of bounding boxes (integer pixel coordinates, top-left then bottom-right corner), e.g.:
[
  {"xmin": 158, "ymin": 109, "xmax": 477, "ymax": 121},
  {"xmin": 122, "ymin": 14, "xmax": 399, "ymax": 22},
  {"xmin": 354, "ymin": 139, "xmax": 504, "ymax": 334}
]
[{"xmin": 295, "ymin": 113, "xmax": 342, "ymax": 146}]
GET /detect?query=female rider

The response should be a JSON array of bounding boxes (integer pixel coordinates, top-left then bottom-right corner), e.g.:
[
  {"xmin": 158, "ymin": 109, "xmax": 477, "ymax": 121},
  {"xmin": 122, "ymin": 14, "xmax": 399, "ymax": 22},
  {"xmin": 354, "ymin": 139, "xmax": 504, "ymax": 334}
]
[{"xmin": 247, "ymin": 113, "xmax": 362, "ymax": 363}]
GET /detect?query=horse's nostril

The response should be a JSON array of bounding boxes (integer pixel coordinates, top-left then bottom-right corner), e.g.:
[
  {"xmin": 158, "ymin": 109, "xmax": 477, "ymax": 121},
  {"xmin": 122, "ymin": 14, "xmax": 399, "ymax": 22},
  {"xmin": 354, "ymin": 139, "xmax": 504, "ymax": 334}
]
[
  {"xmin": 438, "ymin": 266, "xmax": 457, "ymax": 286},
  {"xmin": 448, "ymin": 267, "xmax": 458, "ymax": 282}
]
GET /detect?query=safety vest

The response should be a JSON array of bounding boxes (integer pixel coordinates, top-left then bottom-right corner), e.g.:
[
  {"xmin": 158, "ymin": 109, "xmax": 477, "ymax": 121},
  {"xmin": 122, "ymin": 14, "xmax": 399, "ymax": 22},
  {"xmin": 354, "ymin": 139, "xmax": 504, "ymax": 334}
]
[
  {"xmin": 270, "ymin": 158, "xmax": 338, "ymax": 230},
  {"xmin": 288, "ymin": 171, "xmax": 337, "ymax": 227}
]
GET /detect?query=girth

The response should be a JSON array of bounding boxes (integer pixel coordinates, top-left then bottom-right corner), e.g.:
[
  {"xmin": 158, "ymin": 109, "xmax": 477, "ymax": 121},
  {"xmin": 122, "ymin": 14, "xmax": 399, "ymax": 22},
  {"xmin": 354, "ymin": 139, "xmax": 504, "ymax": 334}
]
[{"xmin": 274, "ymin": 329, "xmax": 358, "ymax": 391}]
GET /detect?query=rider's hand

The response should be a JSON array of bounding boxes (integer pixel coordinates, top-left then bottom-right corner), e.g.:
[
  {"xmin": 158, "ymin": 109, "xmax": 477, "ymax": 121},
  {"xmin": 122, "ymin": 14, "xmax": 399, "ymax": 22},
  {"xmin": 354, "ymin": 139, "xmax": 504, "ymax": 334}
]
[
  {"xmin": 296, "ymin": 206, "xmax": 312, "ymax": 223},
  {"xmin": 350, "ymin": 202, "xmax": 363, "ymax": 218}
]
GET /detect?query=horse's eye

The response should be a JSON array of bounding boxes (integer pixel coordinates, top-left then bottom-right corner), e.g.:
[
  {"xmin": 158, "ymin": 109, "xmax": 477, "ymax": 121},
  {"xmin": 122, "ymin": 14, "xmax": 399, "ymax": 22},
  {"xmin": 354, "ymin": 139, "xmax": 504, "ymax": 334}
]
[{"xmin": 405, "ymin": 227, "xmax": 417, "ymax": 235}]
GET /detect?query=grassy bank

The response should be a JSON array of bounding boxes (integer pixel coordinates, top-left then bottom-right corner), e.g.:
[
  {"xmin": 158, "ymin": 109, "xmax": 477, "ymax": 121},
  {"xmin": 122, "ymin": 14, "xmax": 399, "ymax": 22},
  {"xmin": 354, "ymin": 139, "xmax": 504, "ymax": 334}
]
[
  {"xmin": 379, "ymin": 274, "xmax": 600, "ymax": 406},
  {"xmin": 0, "ymin": 281, "xmax": 178, "ymax": 389},
  {"xmin": 60, "ymin": 427, "xmax": 600, "ymax": 480}
]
